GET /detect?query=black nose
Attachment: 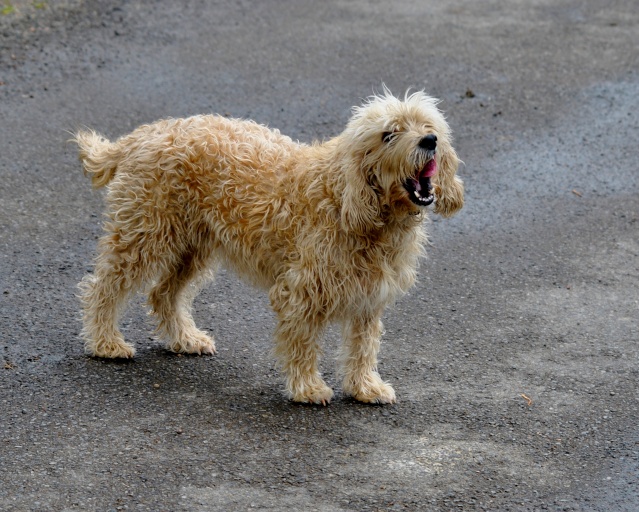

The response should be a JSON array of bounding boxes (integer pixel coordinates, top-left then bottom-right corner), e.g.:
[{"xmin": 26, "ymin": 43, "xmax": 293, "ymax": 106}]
[{"xmin": 418, "ymin": 134, "xmax": 437, "ymax": 151}]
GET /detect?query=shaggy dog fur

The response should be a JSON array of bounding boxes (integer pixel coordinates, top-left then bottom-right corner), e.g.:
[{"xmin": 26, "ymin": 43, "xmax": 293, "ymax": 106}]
[{"xmin": 75, "ymin": 91, "xmax": 464, "ymax": 405}]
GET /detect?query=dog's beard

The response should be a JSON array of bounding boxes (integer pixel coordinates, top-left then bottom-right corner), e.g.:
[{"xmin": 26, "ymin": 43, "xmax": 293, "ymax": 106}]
[{"xmin": 403, "ymin": 158, "xmax": 437, "ymax": 206}]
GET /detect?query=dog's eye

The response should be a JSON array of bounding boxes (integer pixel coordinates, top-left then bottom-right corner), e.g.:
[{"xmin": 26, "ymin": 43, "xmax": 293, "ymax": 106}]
[{"xmin": 382, "ymin": 131, "xmax": 395, "ymax": 143}]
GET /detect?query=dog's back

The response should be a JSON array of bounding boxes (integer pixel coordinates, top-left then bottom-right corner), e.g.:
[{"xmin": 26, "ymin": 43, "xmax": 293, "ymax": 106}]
[{"xmin": 75, "ymin": 115, "xmax": 299, "ymax": 189}]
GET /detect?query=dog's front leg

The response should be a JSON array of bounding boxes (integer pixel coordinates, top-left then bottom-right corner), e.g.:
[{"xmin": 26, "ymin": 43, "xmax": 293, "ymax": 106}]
[
  {"xmin": 273, "ymin": 315, "xmax": 333, "ymax": 405},
  {"xmin": 270, "ymin": 279, "xmax": 333, "ymax": 405},
  {"xmin": 340, "ymin": 313, "xmax": 396, "ymax": 404}
]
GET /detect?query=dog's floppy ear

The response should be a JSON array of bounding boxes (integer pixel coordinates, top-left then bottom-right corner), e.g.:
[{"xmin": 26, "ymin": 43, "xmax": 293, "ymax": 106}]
[
  {"xmin": 341, "ymin": 164, "xmax": 383, "ymax": 233},
  {"xmin": 433, "ymin": 143, "xmax": 464, "ymax": 217}
]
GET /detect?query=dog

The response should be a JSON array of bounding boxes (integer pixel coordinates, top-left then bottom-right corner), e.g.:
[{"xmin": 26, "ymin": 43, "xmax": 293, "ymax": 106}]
[{"xmin": 75, "ymin": 90, "xmax": 463, "ymax": 405}]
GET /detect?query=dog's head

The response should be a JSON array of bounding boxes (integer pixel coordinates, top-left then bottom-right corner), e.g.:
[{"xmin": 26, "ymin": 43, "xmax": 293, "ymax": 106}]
[{"xmin": 338, "ymin": 90, "xmax": 464, "ymax": 232}]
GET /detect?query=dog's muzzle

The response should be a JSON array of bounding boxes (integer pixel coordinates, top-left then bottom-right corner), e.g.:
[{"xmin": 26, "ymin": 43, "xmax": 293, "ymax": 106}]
[{"xmin": 403, "ymin": 158, "xmax": 437, "ymax": 206}]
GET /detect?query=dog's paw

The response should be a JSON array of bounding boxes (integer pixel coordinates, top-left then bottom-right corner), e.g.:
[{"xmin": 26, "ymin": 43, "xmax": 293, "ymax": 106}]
[
  {"xmin": 288, "ymin": 376, "xmax": 334, "ymax": 406},
  {"xmin": 343, "ymin": 373, "xmax": 396, "ymax": 404},
  {"xmin": 87, "ymin": 338, "xmax": 136, "ymax": 359},
  {"xmin": 167, "ymin": 330, "xmax": 216, "ymax": 356}
]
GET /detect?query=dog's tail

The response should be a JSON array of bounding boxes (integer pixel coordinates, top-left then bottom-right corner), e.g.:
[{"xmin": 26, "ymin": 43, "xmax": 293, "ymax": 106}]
[{"xmin": 74, "ymin": 130, "xmax": 122, "ymax": 189}]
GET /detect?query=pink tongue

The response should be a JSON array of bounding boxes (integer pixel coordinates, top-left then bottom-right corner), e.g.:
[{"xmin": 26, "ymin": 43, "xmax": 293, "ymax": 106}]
[{"xmin": 422, "ymin": 159, "xmax": 438, "ymax": 178}]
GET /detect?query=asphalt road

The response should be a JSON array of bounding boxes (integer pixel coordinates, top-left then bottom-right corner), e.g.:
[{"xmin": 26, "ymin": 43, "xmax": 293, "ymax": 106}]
[{"xmin": 1, "ymin": 1, "xmax": 638, "ymax": 511}]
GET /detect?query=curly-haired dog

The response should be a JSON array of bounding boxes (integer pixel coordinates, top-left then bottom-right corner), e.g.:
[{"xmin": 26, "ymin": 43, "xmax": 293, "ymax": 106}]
[{"xmin": 75, "ymin": 91, "xmax": 463, "ymax": 404}]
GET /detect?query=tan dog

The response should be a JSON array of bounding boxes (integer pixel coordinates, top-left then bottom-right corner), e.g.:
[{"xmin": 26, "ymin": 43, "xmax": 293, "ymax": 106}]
[{"xmin": 75, "ymin": 91, "xmax": 463, "ymax": 404}]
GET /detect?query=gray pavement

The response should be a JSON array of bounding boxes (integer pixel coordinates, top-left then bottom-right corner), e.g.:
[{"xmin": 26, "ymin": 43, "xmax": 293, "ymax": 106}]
[{"xmin": 1, "ymin": 1, "xmax": 638, "ymax": 510}]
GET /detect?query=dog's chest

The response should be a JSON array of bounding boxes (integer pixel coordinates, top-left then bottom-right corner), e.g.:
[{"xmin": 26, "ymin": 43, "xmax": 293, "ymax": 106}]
[{"xmin": 336, "ymin": 228, "xmax": 424, "ymax": 307}]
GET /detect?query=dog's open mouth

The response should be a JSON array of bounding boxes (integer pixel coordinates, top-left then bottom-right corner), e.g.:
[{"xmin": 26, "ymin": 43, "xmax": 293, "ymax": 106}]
[{"xmin": 403, "ymin": 159, "xmax": 437, "ymax": 206}]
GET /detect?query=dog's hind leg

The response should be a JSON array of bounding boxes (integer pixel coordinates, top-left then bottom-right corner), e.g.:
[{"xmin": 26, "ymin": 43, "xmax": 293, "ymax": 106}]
[
  {"xmin": 148, "ymin": 247, "xmax": 217, "ymax": 356},
  {"xmin": 340, "ymin": 313, "xmax": 396, "ymax": 404},
  {"xmin": 79, "ymin": 234, "xmax": 146, "ymax": 359},
  {"xmin": 270, "ymin": 280, "xmax": 333, "ymax": 405}
]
